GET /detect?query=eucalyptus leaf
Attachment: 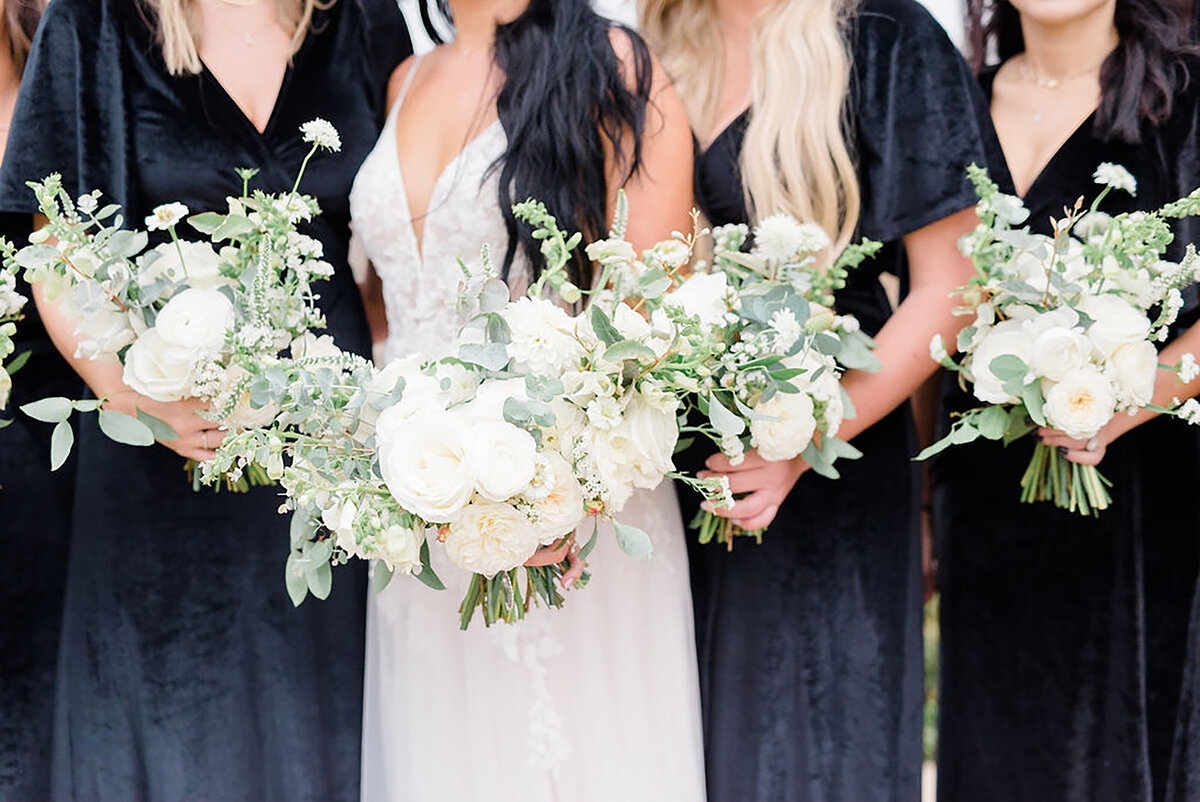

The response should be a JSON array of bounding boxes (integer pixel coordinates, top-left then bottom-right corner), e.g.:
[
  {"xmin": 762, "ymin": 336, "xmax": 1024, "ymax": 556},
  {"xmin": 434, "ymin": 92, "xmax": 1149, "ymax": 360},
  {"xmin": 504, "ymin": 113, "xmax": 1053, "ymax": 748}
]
[
  {"xmin": 479, "ymin": 278, "xmax": 510, "ymax": 313},
  {"xmin": 285, "ymin": 553, "xmax": 309, "ymax": 607},
  {"xmin": 603, "ymin": 340, "xmax": 656, "ymax": 362},
  {"xmin": 21, "ymin": 396, "xmax": 72, "ymax": 423},
  {"xmin": 459, "ymin": 342, "xmax": 510, "ymax": 371},
  {"xmin": 837, "ymin": 333, "xmax": 882, "ymax": 372},
  {"xmin": 307, "ymin": 561, "xmax": 332, "ymax": 600},
  {"xmin": 186, "ymin": 212, "xmax": 225, "ymax": 236},
  {"xmin": 0, "ymin": 418, "xmax": 11, "ymax": 430},
  {"xmin": 1022, "ymin": 382, "xmax": 1047, "ymax": 426},
  {"xmin": 50, "ymin": 420, "xmax": 73, "ymax": 471},
  {"xmin": 372, "ymin": 563, "xmax": 395, "ymax": 594},
  {"xmin": 98, "ymin": 409, "xmax": 155, "ymax": 447},
  {"xmin": 613, "ymin": 520, "xmax": 653, "ymax": 560},
  {"xmin": 137, "ymin": 409, "xmax": 178, "ymax": 442},
  {"xmin": 290, "ymin": 509, "xmax": 317, "ymax": 549},
  {"xmin": 802, "ymin": 439, "xmax": 839, "ymax": 480},
  {"xmin": 813, "ymin": 332, "xmax": 842, "ymax": 356},
  {"xmin": 5, "ymin": 350, "xmax": 30, "ymax": 375},
  {"xmin": 414, "ymin": 541, "xmax": 446, "ymax": 590},
  {"xmin": 589, "ymin": 305, "xmax": 621, "ymax": 346},
  {"xmin": 706, "ymin": 393, "xmax": 745, "ymax": 436},
  {"xmin": 108, "ymin": 230, "xmax": 148, "ymax": 259},
  {"xmin": 975, "ymin": 405, "xmax": 1010, "ymax": 440},
  {"xmin": 578, "ymin": 520, "xmax": 601, "ymax": 560}
]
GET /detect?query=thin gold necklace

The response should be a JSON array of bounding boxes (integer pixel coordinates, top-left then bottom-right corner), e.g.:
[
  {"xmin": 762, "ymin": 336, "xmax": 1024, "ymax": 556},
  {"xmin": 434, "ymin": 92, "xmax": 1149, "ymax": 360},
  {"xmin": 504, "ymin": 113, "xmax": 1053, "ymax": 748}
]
[{"xmin": 1018, "ymin": 54, "xmax": 1105, "ymax": 123}]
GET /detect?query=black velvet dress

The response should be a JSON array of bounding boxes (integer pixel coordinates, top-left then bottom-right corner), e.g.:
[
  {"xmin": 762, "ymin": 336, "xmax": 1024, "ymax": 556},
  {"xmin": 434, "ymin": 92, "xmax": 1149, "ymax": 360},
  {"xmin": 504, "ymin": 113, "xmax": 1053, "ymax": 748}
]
[
  {"xmin": 686, "ymin": 2, "xmax": 1003, "ymax": 799},
  {"xmin": 934, "ymin": 66, "xmax": 1200, "ymax": 802},
  {"xmin": 0, "ymin": 211, "xmax": 81, "ymax": 800},
  {"xmin": 0, "ymin": 1, "xmax": 410, "ymax": 799}
]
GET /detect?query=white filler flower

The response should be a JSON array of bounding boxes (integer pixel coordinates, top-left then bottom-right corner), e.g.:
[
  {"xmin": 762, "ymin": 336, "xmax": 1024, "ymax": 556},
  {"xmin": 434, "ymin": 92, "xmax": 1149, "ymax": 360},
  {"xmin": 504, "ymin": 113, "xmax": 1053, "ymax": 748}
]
[
  {"xmin": 1093, "ymin": 163, "xmax": 1138, "ymax": 196},
  {"xmin": 1178, "ymin": 353, "xmax": 1199, "ymax": 384},
  {"xmin": 144, "ymin": 202, "xmax": 189, "ymax": 231},
  {"xmin": 754, "ymin": 213, "xmax": 829, "ymax": 261},
  {"xmin": 300, "ymin": 118, "xmax": 342, "ymax": 152}
]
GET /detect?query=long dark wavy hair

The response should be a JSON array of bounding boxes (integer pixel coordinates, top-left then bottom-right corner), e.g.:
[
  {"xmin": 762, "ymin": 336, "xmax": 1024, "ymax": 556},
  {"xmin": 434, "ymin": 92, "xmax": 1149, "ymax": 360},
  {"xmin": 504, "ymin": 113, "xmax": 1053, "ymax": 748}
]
[
  {"xmin": 967, "ymin": 0, "xmax": 1197, "ymax": 143},
  {"xmin": 6, "ymin": 0, "xmax": 45, "ymax": 74},
  {"xmin": 436, "ymin": 0, "xmax": 653, "ymax": 288}
]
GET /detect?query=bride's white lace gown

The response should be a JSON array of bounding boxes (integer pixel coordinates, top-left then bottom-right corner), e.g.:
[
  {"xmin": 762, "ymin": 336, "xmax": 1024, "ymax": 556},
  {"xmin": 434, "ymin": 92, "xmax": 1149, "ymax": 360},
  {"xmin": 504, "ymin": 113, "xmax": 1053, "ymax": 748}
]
[{"xmin": 349, "ymin": 59, "xmax": 707, "ymax": 802}]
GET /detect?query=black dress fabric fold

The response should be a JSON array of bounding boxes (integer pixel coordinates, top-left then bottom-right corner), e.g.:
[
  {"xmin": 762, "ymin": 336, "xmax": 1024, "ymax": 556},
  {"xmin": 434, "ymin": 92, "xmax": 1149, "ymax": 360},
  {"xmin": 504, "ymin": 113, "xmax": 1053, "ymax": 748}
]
[
  {"xmin": 934, "ymin": 63, "xmax": 1200, "ymax": 802},
  {"xmin": 0, "ymin": 1, "xmax": 410, "ymax": 799},
  {"xmin": 687, "ymin": 2, "xmax": 1004, "ymax": 799}
]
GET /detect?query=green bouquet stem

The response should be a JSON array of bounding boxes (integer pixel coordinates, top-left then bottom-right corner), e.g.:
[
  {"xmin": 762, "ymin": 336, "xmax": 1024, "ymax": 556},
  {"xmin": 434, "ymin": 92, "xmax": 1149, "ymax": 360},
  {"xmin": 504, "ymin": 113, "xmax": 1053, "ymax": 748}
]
[
  {"xmin": 458, "ymin": 559, "xmax": 591, "ymax": 630},
  {"xmin": 1019, "ymin": 442, "xmax": 1113, "ymax": 517},
  {"xmin": 185, "ymin": 459, "xmax": 273, "ymax": 493},
  {"xmin": 692, "ymin": 508, "xmax": 765, "ymax": 549}
]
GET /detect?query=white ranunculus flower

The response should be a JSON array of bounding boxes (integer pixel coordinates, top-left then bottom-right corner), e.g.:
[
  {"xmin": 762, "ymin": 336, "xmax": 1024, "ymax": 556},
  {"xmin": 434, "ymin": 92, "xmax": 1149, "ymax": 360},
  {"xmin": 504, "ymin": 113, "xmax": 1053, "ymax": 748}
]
[
  {"xmin": 69, "ymin": 299, "xmax": 137, "ymax": 361},
  {"xmin": 376, "ymin": 409, "xmax": 474, "ymax": 523},
  {"xmin": 1043, "ymin": 366, "xmax": 1117, "ymax": 439},
  {"xmin": 750, "ymin": 388, "xmax": 817, "ymax": 462},
  {"xmin": 528, "ymin": 452, "xmax": 586, "ymax": 545},
  {"xmin": 377, "ymin": 524, "xmax": 422, "ymax": 573},
  {"xmin": 969, "ymin": 320, "xmax": 1033, "ymax": 404},
  {"xmin": 122, "ymin": 329, "xmax": 199, "ymax": 401},
  {"xmin": 144, "ymin": 241, "xmax": 229, "ymax": 290},
  {"xmin": 443, "ymin": 501, "xmax": 540, "ymax": 577},
  {"xmin": 1079, "ymin": 293, "xmax": 1152, "ymax": 359},
  {"xmin": 1109, "ymin": 340, "xmax": 1158, "ymax": 407},
  {"xmin": 154, "ymin": 287, "xmax": 235, "ymax": 354},
  {"xmin": 461, "ymin": 377, "xmax": 527, "ymax": 426},
  {"xmin": 664, "ymin": 271, "xmax": 729, "ymax": 328},
  {"xmin": 465, "ymin": 420, "xmax": 539, "ymax": 503},
  {"xmin": 502, "ymin": 297, "xmax": 583, "ymax": 375},
  {"xmin": 363, "ymin": 356, "xmax": 442, "ymax": 426},
  {"xmin": 621, "ymin": 390, "xmax": 679, "ymax": 489},
  {"xmin": 1029, "ymin": 325, "xmax": 1091, "ymax": 382}
]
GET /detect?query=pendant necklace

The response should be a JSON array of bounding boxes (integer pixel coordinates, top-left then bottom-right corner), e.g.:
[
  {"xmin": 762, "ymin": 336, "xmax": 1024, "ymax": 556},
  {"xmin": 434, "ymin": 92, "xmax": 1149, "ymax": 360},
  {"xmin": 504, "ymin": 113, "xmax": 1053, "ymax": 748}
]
[{"xmin": 1019, "ymin": 54, "xmax": 1106, "ymax": 124}]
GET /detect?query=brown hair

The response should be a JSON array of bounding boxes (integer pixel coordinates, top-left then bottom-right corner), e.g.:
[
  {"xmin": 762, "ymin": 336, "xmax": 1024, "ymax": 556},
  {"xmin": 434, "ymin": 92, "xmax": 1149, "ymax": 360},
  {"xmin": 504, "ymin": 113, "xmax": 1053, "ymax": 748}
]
[{"xmin": 6, "ymin": 0, "xmax": 46, "ymax": 75}]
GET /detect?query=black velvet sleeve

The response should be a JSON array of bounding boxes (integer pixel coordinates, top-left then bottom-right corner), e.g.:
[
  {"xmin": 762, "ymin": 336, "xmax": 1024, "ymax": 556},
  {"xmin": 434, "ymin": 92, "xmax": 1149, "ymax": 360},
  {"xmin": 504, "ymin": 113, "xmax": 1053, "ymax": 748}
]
[
  {"xmin": 850, "ymin": 0, "xmax": 1006, "ymax": 243},
  {"xmin": 356, "ymin": 0, "xmax": 413, "ymax": 123},
  {"xmin": 0, "ymin": 0, "xmax": 134, "ymax": 215}
]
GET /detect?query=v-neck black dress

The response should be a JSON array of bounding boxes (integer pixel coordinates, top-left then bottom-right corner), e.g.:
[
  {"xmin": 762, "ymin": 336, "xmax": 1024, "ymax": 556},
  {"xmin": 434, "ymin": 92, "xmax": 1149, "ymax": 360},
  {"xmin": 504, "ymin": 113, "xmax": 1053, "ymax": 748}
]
[
  {"xmin": 687, "ymin": 2, "xmax": 1004, "ymax": 800},
  {"xmin": 0, "ymin": 211, "xmax": 81, "ymax": 799},
  {"xmin": 0, "ymin": 1, "xmax": 411, "ymax": 798},
  {"xmin": 934, "ymin": 65, "xmax": 1200, "ymax": 802}
]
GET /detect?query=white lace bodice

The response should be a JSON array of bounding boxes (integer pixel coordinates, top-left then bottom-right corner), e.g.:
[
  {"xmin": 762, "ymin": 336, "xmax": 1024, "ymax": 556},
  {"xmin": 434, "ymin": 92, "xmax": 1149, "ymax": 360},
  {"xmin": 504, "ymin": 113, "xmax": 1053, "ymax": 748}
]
[{"xmin": 349, "ymin": 58, "xmax": 527, "ymax": 362}]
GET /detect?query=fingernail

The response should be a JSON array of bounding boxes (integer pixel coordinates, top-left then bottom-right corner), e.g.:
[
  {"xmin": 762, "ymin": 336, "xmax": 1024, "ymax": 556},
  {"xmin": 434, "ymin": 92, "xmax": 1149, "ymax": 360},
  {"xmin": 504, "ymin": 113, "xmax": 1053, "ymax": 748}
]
[{"xmin": 1057, "ymin": 446, "xmax": 1068, "ymax": 456}]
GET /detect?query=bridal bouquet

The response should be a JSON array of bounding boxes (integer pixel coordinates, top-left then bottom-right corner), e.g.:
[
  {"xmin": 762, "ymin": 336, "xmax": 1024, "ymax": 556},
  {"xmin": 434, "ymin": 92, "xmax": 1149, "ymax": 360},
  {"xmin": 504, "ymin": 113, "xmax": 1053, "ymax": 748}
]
[
  {"xmin": 919, "ymin": 163, "xmax": 1200, "ymax": 516},
  {"xmin": 0, "ymin": 253, "xmax": 27, "ymax": 414},
  {"xmin": 670, "ymin": 214, "xmax": 881, "ymax": 546},
  {"xmin": 9, "ymin": 120, "xmax": 343, "ymax": 482},
  {"xmin": 204, "ymin": 196, "xmax": 736, "ymax": 627}
]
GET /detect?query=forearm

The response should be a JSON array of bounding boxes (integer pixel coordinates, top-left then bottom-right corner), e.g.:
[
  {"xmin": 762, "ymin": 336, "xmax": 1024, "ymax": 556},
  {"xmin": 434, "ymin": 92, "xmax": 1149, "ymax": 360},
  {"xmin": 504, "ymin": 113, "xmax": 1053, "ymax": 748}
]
[{"xmin": 838, "ymin": 283, "xmax": 964, "ymax": 442}]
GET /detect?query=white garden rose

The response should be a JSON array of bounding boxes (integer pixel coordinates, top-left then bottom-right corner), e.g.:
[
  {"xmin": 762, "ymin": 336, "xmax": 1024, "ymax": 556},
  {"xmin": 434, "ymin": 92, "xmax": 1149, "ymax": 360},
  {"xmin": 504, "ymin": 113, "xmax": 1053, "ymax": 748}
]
[
  {"xmin": 1043, "ymin": 366, "xmax": 1117, "ymax": 439},
  {"xmin": 144, "ymin": 241, "xmax": 229, "ymax": 290},
  {"xmin": 665, "ymin": 271, "xmax": 729, "ymax": 328},
  {"xmin": 217, "ymin": 366, "xmax": 279, "ymax": 430},
  {"xmin": 969, "ymin": 320, "xmax": 1033, "ymax": 404},
  {"xmin": 70, "ymin": 300, "xmax": 137, "ymax": 361},
  {"xmin": 360, "ymin": 356, "xmax": 443, "ymax": 429},
  {"xmin": 750, "ymin": 388, "xmax": 817, "ymax": 462},
  {"xmin": 443, "ymin": 501, "xmax": 540, "ymax": 576},
  {"xmin": 1029, "ymin": 325, "xmax": 1091, "ymax": 382},
  {"xmin": 527, "ymin": 452, "xmax": 586, "ymax": 545},
  {"xmin": 154, "ymin": 287, "xmax": 235, "ymax": 354},
  {"xmin": 621, "ymin": 389, "xmax": 679, "ymax": 488},
  {"xmin": 376, "ymin": 409, "xmax": 474, "ymax": 523},
  {"xmin": 377, "ymin": 524, "xmax": 422, "ymax": 573},
  {"xmin": 461, "ymin": 377, "xmax": 527, "ymax": 426},
  {"xmin": 1109, "ymin": 340, "xmax": 1158, "ymax": 407},
  {"xmin": 502, "ymin": 297, "xmax": 583, "ymax": 375},
  {"xmin": 122, "ymin": 329, "xmax": 199, "ymax": 401},
  {"xmin": 1079, "ymin": 294, "xmax": 1152, "ymax": 359},
  {"xmin": 465, "ymin": 420, "xmax": 539, "ymax": 502}
]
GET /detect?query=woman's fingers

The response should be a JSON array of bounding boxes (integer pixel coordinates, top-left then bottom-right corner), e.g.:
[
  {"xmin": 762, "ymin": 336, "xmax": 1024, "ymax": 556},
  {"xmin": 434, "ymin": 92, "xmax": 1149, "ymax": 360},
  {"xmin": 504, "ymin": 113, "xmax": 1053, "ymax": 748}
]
[{"xmin": 736, "ymin": 503, "xmax": 782, "ymax": 532}]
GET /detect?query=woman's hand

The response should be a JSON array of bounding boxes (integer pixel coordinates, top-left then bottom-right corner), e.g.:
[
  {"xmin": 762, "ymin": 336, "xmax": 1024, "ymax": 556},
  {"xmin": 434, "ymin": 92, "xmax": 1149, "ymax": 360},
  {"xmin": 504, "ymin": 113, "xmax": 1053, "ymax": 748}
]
[
  {"xmin": 1038, "ymin": 420, "xmax": 1121, "ymax": 467},
  {"xmin": 106, "ymin": 392, "xmax": 225, "ymax": 462},
  {"xmin": 524, "ymin": 533, "xmax": 586, "ymax": 588},
  {"xmin": 698, "ymin": 449, "xmax": 809, "ymax": 531}
]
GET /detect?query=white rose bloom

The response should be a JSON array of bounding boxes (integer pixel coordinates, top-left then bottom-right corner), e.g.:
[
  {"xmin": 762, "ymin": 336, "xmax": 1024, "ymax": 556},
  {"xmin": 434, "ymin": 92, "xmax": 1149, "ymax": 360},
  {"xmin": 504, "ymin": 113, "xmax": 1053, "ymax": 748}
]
[
  {"xmin": 377, "ymin": 524, "xmax": 422, "ymax": 573},
  {"xmin": 155, "ymin": 287, "xmax": 235, "ymax": 355},
  {"xmin": 1043, "ymin": 366, "xmax": 1117, "ymax": 439},
  {"xmin": 1109, "ymin": 340, "xmax": 1158, "ymax": 407},
  {"xmin": 1079, "ymin": 293, "xmax": 1152, "ymax": 359},
  {"xmin": 122, "ymin": 329, "xmax": 200, "ymax": 401},
  {"xmin": 502, "ymin": 297, "xmax": 583, "ymax": 375},
  {"xmin": 376, "ymin": 409, "xmax": 475, "ymax": 523},
  {"xmin": 443, "ymin": 501, "xmax": 540, "ymax": 577},
  {"xmin": 461, "ymin": 377, "xmax": 527, "ymax": 426},
  {"xmin": 465, "ymin": 420, "xmax": 539, "ymax": 502},
  {"xmin": 363, "ymin": 356, "xmax": 442, "ymax": 426},
  {"xmin": 620, "ymin": 390, "xmax": 679, "ymax": 489},
  {"xmin": 969, "ymin": 320, "xmax": 1033, "ymax": 404},
  {"xmin": 664, "ymin": 271, "xmax": 729, "ymax": 329},
  {"xmin": 1029, "ymin": 326, "xmax": 1091, "ymax": 382},
  {"xmin": 750, "ymin": 389, "xmax": 817, "ymax": 462},
  {"xmin": 528, "ymin": 452, "xmax": 586, "ymax": 545},
  {"xmin": 144, "ymin": 241, "xmax": 229, "ymax": 290},
  {"xmin": 68, "ymin": 298, "xmax": 137, "ymax": 361}
]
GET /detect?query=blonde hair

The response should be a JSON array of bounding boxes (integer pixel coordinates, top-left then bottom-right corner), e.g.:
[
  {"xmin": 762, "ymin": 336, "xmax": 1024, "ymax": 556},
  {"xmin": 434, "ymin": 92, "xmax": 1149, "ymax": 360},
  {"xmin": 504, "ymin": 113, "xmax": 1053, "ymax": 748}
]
[
  {"xmin": 145, "ymin": 0, "xmax": 327, "ymax": 76},
  {"xmin": 640, "ymin": 0, "xmax": 861, "ymax": 257}
]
